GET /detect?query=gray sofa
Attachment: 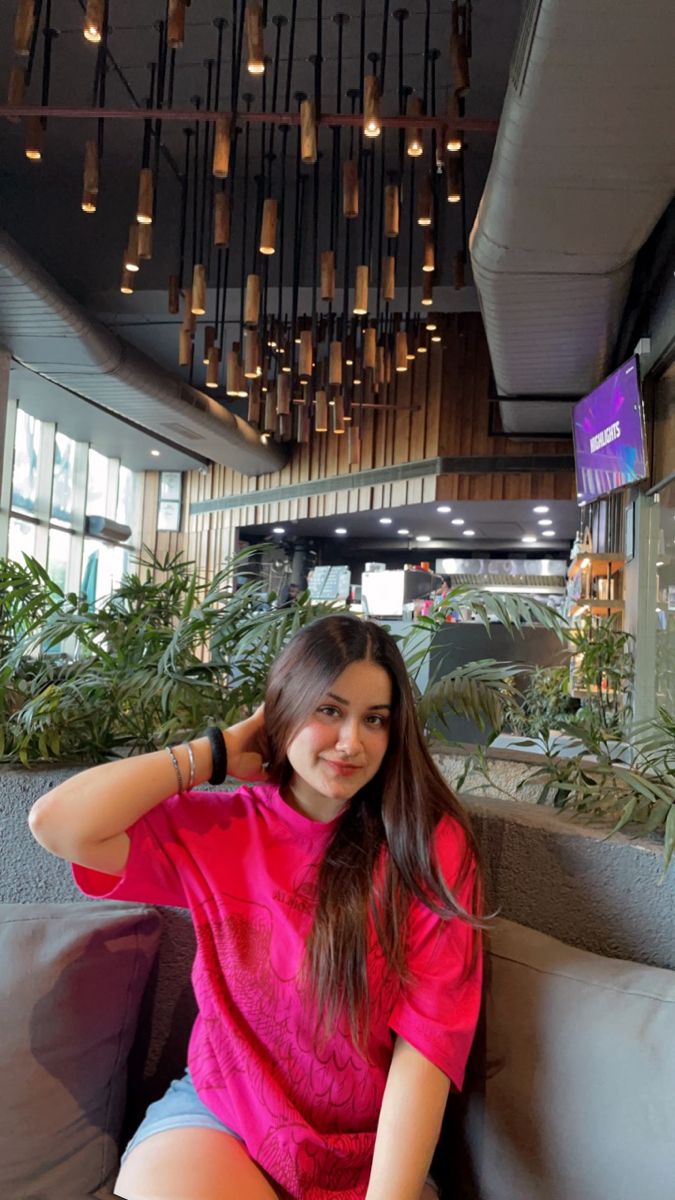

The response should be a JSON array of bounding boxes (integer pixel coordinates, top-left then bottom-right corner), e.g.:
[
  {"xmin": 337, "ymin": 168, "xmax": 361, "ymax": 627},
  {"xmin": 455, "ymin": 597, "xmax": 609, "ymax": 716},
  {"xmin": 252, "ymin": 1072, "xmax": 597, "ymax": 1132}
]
[{"xmin": 3, "ymin": 768, "xmax": 675, "ymax": 1200}]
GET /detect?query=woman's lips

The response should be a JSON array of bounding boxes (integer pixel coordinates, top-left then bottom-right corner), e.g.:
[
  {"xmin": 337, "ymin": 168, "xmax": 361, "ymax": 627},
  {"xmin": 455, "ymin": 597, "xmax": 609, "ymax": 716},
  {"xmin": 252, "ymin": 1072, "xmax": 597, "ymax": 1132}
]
[{"xmin": 323, "ymin": 760, "xmax": 361, "ymax": 776}]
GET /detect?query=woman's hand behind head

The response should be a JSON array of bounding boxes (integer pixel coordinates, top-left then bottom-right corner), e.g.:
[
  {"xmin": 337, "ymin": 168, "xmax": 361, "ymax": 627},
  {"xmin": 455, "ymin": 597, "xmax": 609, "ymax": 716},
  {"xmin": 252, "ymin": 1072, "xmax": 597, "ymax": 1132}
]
[{"xmin": 223, "ymin": 705, "xmax": 270, "ymax": 781}]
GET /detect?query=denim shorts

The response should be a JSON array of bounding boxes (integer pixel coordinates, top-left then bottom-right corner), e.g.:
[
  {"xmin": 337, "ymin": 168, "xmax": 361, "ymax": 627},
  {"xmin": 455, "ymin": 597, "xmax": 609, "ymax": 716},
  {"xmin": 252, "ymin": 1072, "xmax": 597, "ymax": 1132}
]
[{"xmin": 120, "ymin": 1069, "xmax": 439, "ymax": 1194}]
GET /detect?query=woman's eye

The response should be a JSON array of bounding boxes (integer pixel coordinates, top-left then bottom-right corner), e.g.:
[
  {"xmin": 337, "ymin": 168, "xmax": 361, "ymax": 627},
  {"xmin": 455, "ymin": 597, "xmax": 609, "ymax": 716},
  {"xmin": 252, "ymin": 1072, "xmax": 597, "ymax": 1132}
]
[
  {"xmin": 366, "ymin": 714, "xmax": 387, "ymax": 727},
  {"xmin": 318, "ymin": 705, "xmax": 340, "ymax": 718}
]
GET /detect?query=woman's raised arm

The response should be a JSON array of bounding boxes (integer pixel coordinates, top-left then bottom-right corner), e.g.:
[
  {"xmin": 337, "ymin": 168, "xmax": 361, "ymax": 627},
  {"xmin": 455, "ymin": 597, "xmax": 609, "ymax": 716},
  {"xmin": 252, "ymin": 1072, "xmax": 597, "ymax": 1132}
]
[{"xmin": 27, "ymin": 707, "xmax": 269, "ymax": 870}]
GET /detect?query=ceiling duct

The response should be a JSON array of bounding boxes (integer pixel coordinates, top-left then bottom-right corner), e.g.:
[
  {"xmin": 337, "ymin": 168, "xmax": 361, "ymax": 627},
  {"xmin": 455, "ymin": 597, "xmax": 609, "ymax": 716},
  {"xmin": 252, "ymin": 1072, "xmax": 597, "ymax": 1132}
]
[
  {"xmin": 437, "ymin": 557, "xmax": 567, "ymax": 593},
  {"xmin": 470, "ymin": 0, "xmax": 675, "ymax": 435},
  {"xmin": 0, "ymin": 230, "xmax": 287, "ymax": 475}
]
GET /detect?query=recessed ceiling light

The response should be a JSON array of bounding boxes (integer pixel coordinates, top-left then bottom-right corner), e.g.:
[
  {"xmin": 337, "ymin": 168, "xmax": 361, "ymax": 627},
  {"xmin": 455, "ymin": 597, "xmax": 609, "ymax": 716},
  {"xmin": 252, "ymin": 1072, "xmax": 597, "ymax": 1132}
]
[
  {"xmin": 437, "ymin": 505, "xmax": 451, "ymax": 513},
  {"xmin": 397, "ymin": 528, "xmax": 410, "ymax": 535},
  {"xmin": 335, "ymin": 528, "xmax": 347, "ymax": 535},
  {"xmin": 538, "ymin": 519, "xmax": 552, "ymax": 526},
  {"xmin": 150, "ymin": 449, "xmax": 160, "ymax": 457},
  {"xmin": 272, "ymin": 527, "xmax": 285, "ymax": 534},
  {"xmin": 542, "ymin": 530, "xmax": 556, "ymax": 537},
  {"xmin": 379, "ymin": 517, "xmax": 392, "ymax": 524},
  {"xmin": 415, "ymin": 535, "xmax": 431, "ymax": 543},
  {"xmin": 522, "ymin": 536, "xmax": 537, "ymax": 544},
  {"xmin": 533, "ymin": 506, "xmax": 549, "ymax": 514},
  {"xmin": 462, "ymin": 529, "xmax": 476, "ymax": 537},
  {"xmin": 451, "ymin": 518, "xmax": 464, "ymax": 526}
]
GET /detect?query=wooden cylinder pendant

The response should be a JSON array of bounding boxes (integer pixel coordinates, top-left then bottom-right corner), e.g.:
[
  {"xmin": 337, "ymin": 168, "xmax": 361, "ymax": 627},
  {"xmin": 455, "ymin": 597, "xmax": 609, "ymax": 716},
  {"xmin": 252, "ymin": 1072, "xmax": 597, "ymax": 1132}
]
[
  {"xmin": 82, "ymin": 139, "xmax": 99, "ymax": 201},
  {"xmin": 206, "ymin": 344, "xmax": 220, "ymax": 388},
  {"xmin": 226, "ymin": 348, "xmax": 240, "ymax": 396},
  {"xmin": 343, "ymin": 159, "xmax": 359, "ymax": 219},
  {"xmin": 445, "ymin": 94, "xmax": 462, "ymax": 152},
  {"xmin": 244, "ymin": 330, "xmax": 260, "ymax": 379},
  {"xmin": 314, "ymin": 390, "xmax": 328, "ymax": 433},
  {"xmin": 417, "ymin": 172, "xmax": 433, "ymax": 227},
  {"xmin": 363, "ymin": 326, "xmax": 377, "ymax": 370},
  {"xmin": 263, "ymin": 389, "xmax": 277, "ymax": 433},
  {"xmin": 137, "ymin": 166, "xmax": 154, "ymax": 225},
  {"xmin": 384, "ymin": 183, "xmax": 399, "ymax": 238},
  {"xmin": 406, "ymin": 96, "xmax": 424, "ymax": 157},
  {"xmin": 168, "ymin": 275, "xmax": 180, "ymax": 314},
  {"xmin": 296, "ymin": 403, "xmax": 310, "ymax": 445},
  {"xmin": 349, "ymin": 424, "xmax": 361, "ymax": 466},
  {"xmin": 299, "ymin": 330, "xmax": 313, "ymax": 380},
  {"xmin": 244, "ymin": 274, "xmax": 261, "ymax": 326},
  {"xmin": 191, "ymin": 264, "xmax": 206, "ymax": 314},
  {"xmin": 377, "ymin": 344, "xmax": 386, "ymax": 384},
  {"xmin": 320, "ymin": 250, "xmax": 335, "ymax": 300},
  {"xmin": 276, "ymin": 372, "xmax": 291, "ymax": 416},
  {"xmin": 203, "ymin": 324, "xmax": 216, "ymax": 364},
  {"xmin": 14, "ymin": 0, "xmax": 36, "ymax": 57},
  {"xmin": 446, "ymin": 155, "xmax": 461, "ymax": 203},
  {"xmin": 300, "ymin": 99, "xmax": 317, "ymax": 164},
  {"xmin": 214, "ymin": 191, "xmax": 230, "ymax": 246},
  {"xmin": 247, "ymin": 378, "xmax": 262, "ymax": 426},
  {"xmin": 120, "ymin": 266, "xmax": 134, "ymax": 295},
  {"xmin": 382, "ymin": 256, "xmax": 395, "ymax": 302},
  {"xmin": 363, "ymin": 75, "xmax": 381, "ymax": 138},
  {"xmin": 125, "ymin": 224, "xmax": 140, "ymax": 272},
  {"xmin": 395, "ymin": 330, "xmax": 409, "ymax": 372},
  {"xmin": 353, "ymin": 265, "xmax": 369, "ymax": 315},
  {"xmin": 7, "ymin": 64, "xmax": 26, "ymax": 121},
  {"xmin": 138, "ymin": 223, "xmax": 153, "ymax": 259},
  {"xmin": 24, "ymin": 115, "xmax": 44, "ymax": 161},
  {"xmin": 182, "ymin": 288, "xmax": 194, "ymax": 330},
  {"xmin": 422, "ymin": 273, "xmax": 434, "ymax": 306},
  {"xmin": 450, "ymin": 30, "xmax": 470, "ymax": 95},
  {"xmin": 453, "ymin": 251, "xmax": 465, "ymax": 290},
  {"xmin": 245, "ymin": 1, "xmax": 265, "ymax": 75},
  {"xmin": 83, "ymin": 0, "xmax": 105, "ymax": 43},
  {"xmin": 178, "ymin": 328, "xmax": 192, "ymax": 366},
  {"xmin": 167, "ymin": 0, "xmax": 186, "ymax": 50},
  {"xmin": 259, "ymin": 197, "xmax": 277, "ymax": 255},
  {"xmin": 213, "ymin": 114, "xmax": 232, "ymax": 178},
  {"xmin": 332, "ymin": 395, "xmax": 345, "ymax": 434},
  {"xmin": 81, "ymin": 190, "xmax": 97, "ymax": 215},
  {"xmin": 329, "ymin": 341, "xmax": 343, "ymax": 386},
  {"xmin": 423, "ymin": 228, "xmax": 435, "ymax": 273}
]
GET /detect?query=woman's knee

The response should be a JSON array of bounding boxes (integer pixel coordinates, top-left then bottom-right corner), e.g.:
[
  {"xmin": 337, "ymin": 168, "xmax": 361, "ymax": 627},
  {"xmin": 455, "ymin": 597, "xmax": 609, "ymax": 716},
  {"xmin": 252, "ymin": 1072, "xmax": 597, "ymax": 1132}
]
[{"xmin": 113, "ymin": 1126, "xmax": 280, "ymax": 1200}]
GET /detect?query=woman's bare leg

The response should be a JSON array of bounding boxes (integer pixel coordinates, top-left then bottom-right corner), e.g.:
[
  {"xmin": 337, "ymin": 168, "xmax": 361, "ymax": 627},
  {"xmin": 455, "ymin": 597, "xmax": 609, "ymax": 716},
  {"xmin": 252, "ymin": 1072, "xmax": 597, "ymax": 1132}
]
[{"xmin": 114, "ymin": 1127, "xmax": 280, "ymax": 1200}]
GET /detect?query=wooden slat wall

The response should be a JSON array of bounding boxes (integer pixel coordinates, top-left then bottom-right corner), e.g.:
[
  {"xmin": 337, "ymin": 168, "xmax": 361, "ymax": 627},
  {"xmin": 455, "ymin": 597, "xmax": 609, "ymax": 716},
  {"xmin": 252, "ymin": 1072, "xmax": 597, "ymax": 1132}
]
[{"xmin": 140, "ymin": 313, "xmax": 575, "ymax": 576}]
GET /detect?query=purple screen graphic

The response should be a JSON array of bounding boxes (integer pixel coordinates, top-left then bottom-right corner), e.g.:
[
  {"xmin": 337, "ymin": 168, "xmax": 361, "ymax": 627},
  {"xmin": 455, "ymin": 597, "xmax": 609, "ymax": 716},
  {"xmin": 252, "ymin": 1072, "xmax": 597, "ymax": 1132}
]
[{"xmin": 572, "ymin": 356, "xmax": 648, "ymax": 505}]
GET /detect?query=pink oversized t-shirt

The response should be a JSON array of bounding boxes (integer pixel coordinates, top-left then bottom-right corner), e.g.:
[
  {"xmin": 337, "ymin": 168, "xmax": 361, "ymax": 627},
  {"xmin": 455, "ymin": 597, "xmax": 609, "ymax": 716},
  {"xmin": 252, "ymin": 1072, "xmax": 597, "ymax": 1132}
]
[{"xmin": 72, "ymin": 784, "xmax": 481, "ymax": 1200}]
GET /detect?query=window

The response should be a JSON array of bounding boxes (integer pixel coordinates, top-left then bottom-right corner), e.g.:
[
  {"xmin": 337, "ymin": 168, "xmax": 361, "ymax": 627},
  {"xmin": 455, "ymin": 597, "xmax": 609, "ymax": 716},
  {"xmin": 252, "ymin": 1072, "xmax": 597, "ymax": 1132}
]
[
  {"xmin": 8, "ymin": 517, "xmax": 35, "ymax": 565},
  {"xmin": 52, "ymin": 432, "xmax": 76, "ymax": 526},
  {"xmin": 86, "ymin": 448, "xmax": 109, "ymax": 517},
  {"xmin": 12, "ymin": 409, "xmax": 39, "ymax": 515}
]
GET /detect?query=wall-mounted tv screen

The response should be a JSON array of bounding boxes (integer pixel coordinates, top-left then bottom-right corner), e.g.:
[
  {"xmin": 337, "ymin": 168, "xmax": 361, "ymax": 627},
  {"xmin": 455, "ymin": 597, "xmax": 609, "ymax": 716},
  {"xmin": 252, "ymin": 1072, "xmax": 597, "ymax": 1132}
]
[{"xmin": 572, "ymin": 355, "xmax": 648, "ymax": 506}]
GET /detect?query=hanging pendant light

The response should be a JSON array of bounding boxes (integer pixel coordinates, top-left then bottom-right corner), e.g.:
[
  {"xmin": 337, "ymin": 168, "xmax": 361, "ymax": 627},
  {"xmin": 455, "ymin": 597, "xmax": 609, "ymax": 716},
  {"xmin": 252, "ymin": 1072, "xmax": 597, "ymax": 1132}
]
[
  {"xmin": 395, "ymin": 330, "xmax": 408, "ymax": 372},
  {"xmin": 83, "ymin": 0, "xmax": 104, "ymax": 44},
  {"xmin": 14, "ymin": 0, "xmax": 36, "ymax": 57},
  {"xmin": 421, "ymin": 273, "xmax": 434, "ymax": 305},
  {"xmin": 260, "ymin": 197, "xmax": 278, "ymax": 254},
  {"xmin": 206, "ymin": 345, "xmax": 220, "ymax": 388},
  {"xmin": 263, "ymin": 388, "xmax": 277, "ymax": 432},
  {"xmin": 422, "ymin": 228, "xmax": 435, "ymax": 272},
  {"xmin": 453, "ymin": 251, "xmax": 465, "ymax": 290},
  {"xmin": 445, "ymin": 95, "xmax": 463, "ymax": 152},
  {"xmin": 7, "ymin": 64, "xmax": 26, "ymax": 120},
  {"xmin": 168, "ymin": 276, "xmax": 180, "ymax": 314},
  {"xmin": 191, "ymin": 264, "xmax": 206, "ymax": 314},
  {"xmin": 24, "ymin": 116, "xmax": 44, "ymax": 161},
  {"xmin": 136, "ymin": 166, "xmax": 154, "ymax": 225},
  {"xmin": 417, "ymin": 172, "xmax": 433, "ymax": 227},
  {"xmin": 124, "ymin": 224, "xmax": 140, "ymax": 272},
  {"xmin": 406, "ymin": 96, "xmax": 424, "ymax": 157},
  {"xmin": 213, "ymin": 115, "xmax": 232, "ymax": 178},
  {"xmin": 384, "ymin": 183, "xmax": 399, "ymax": 238},
  {"xmin": 382, "ymin": 256, "xmax": 395, "ymax": 302},
  {"xmin": 138, "ymin": 223, "xmax": 153, "ymax": 259},
  {"xmin": 363, "ymin": 327, "xmax": 377, "ymax": 370},
  {"xmin": 329, "ymin": 341, "xmax": 343, "ymax": 386},
  {"xmin": 244, "ymin": 330, "xmax": 261, "ymax": 379},
  {"xmin": 321, "ymin": 250, "xmax": 336, "ymax": 300},
  {"xmin": 299, "ymin": 330, "xmax": 313, "ymax": 381},
  {"xmin": 167, "ymin": 0, "xmax": 186, "ymax": 50},
  {"xmin": 314, "ymin": 390, "xmax": 328, "ymax": 432},
  {"xmin": 353, "ymin": 265, "xmax": 369, "ymax": 315},
  {"xmin": 276, "ymin": 373, "xmax": 291, "ymax": 415},
  {"xmin": 202, "ymin": 326, "xmax": 215, "ymax": 366},
  {"xmin": 245, "ymin": 1, "xmax": 265, "ymax": 75},
  {"xmin": 300, "ymin": 100, "xmax": 318, "ymax": 164},
  {"xmin": 446, "ymin": 155, "xmax": 461, "ymax": 203},
  {"xmin": 227, "ymin": 345, "xmax": 241, "ymax": 396},
  {"xmin": 248, "ymin": 379, "xmax": 262, "ymax": 426},
  {"xmin": 81, "ymin": 139, "xmax": 99, "ymax": 213},
  {"xmin": 332, "ymin": 395, "xmax": 346, "ymax": 434},
  {"xmin": 178, "ymin": 328, "xmax": 192, "ymax": 366},
  {"xmin": 244, "ymin": 274, "xmax": 261, "ymax": 326},
  {"xmin": 120, "ymin": 266, "xmax": 134, "ymax": 295},
  {"xmin": 214, "ymin": 192, "xmax": 230, "ymax": 247},
  {"xmin": 363, "ymin": 75, "xmax": 381, "ymax": 139},
  {"xmin": 343, "ymin": 160, "xmax": 359, "ymax": 219}
]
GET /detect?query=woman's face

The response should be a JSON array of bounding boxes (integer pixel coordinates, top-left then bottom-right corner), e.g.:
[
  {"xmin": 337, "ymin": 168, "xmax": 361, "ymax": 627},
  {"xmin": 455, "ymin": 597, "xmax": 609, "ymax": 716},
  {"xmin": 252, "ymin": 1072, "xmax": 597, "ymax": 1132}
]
[{"xmin": 284, "ymin": 658, "xmax": 392, "ymax": 821}]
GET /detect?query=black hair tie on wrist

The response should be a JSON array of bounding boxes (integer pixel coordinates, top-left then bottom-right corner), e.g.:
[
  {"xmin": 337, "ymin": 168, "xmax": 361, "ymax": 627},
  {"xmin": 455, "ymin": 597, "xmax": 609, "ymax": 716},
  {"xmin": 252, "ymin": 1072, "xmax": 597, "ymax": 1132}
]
[{"xmin": 205, "ymin": 726, "xmax": 228, "ymax": 785}]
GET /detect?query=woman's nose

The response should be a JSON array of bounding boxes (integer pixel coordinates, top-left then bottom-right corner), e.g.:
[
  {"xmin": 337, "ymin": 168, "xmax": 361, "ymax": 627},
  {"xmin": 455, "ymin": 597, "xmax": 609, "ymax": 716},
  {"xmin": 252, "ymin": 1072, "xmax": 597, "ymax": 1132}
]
[{"xmin": 335, "ymin": 719, "xmax": 361, "ymax": 755}]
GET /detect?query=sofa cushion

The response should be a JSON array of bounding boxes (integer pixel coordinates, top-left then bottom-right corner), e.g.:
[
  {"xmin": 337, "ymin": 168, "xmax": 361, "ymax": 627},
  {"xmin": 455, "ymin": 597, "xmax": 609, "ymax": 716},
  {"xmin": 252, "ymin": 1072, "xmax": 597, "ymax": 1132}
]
[
  {"xmin": 0, "ymin": 901, "xmax": 162, "ymax": 1200},
  {"xmin": 467, "ymin": 918, "xmax": 675, "ymax": 1200}
]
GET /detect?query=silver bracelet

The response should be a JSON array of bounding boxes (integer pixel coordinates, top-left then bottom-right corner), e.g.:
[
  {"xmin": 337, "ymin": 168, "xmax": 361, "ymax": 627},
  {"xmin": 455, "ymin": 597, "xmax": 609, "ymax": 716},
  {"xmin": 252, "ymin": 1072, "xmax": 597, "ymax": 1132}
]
[
  {"xmin": 184, "ymin": 741, "xmax": 196, "ymax": 791},
  {"xmin": 165, "ymin": 745, "xmax": 185, "ymax": 794}
]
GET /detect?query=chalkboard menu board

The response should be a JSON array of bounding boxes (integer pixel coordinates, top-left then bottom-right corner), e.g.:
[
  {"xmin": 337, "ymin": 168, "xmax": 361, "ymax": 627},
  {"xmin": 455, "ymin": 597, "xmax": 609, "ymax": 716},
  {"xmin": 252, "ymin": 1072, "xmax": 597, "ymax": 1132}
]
[{"xmin": 308, "ymin": 565, "xmax": 351, "ymax": 600}]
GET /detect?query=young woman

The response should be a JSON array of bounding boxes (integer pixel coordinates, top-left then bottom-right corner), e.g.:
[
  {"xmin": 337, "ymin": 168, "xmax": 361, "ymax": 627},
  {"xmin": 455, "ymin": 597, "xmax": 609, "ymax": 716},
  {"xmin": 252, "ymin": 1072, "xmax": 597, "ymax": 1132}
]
[{"xmin": 29, "ymin": 614, "xmax": 483, "ymax": 1200}]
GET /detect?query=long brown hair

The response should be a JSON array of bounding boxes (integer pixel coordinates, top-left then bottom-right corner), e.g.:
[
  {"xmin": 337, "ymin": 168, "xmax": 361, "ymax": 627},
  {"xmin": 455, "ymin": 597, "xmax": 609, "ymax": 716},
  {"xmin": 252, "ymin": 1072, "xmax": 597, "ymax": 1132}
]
[{"xmin": 264, "ymin": 614, "xmax": 483, "ymax": 1053}]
